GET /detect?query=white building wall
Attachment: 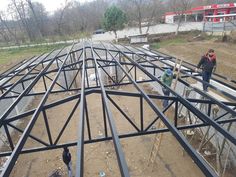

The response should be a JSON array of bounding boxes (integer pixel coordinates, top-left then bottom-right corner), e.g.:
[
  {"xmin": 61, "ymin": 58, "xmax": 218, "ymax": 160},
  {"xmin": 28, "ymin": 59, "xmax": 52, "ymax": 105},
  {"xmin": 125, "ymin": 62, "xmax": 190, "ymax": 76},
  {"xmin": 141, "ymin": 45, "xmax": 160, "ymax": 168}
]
[{"xmin": 165, "ymin": 15, "xmax": 174, "ymax": 23}]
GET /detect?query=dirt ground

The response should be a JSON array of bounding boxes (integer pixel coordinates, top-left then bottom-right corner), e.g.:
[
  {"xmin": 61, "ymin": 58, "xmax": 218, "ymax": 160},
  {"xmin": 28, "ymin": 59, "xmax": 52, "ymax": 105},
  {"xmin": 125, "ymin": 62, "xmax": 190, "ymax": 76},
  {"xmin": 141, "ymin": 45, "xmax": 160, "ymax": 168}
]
[
  {"xmin": 158, "ymin": 40, "xmax": 236, "ymax": 80},
  {"xmin": 1, "ymin": 40, "xmax": 236, "ymax": 177},
  {"xmin": 3, "ymin": 83, "xmax": 234, "ymax": 177},
  {"xmin": 3, "ymin": 83, "xmax": 207, "ymax": 177}
]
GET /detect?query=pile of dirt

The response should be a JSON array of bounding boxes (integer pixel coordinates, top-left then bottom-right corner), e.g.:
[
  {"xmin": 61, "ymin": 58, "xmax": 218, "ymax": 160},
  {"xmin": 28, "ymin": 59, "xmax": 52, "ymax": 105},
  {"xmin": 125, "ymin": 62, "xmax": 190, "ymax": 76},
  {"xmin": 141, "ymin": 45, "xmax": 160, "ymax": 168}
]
[
  {"xmin": 212, "ymin": 30, "xmax": 236, "ymax": 43},
  {"xmin": 4, "ymin": 84, "xmax": 206, "ymax": 177}
]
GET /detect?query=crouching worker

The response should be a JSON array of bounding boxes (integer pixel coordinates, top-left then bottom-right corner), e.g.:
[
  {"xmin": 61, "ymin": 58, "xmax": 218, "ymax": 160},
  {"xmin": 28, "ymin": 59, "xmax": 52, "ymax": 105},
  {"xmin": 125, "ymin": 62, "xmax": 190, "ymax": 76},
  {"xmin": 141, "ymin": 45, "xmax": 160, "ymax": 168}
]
[
  {"xmin": 195, "ymin": 49, "xmax": 217, "ymax": 91},
  {"xmin": 161, "ymin": 69, "xmax": 173, "ymax": 108},
  {"xmin": 62, "ymin": 147, "xmax": 73, "ymax": 177}
]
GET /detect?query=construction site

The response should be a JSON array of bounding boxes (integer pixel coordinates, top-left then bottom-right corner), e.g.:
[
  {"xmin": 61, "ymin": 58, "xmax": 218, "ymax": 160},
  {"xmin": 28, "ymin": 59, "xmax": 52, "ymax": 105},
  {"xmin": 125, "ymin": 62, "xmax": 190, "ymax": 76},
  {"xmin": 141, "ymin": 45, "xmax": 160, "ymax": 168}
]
[{"xmin": 0, "ymin": 41, "xmax": 236, "ymax": 177}]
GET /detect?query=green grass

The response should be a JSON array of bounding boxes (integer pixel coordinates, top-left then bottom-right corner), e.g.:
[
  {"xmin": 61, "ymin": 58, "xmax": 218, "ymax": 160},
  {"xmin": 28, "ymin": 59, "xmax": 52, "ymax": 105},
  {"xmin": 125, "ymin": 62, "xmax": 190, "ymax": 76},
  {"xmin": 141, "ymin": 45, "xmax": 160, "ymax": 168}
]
[
  {"xmin": 150, "ymin": 32, "xmax": 221, "ymax": 50},
  {"xmin": 0, "ymin": 44, "xmax": 66, "ymax": 65},
  {"xmin": 150, "ymin": 37, "xmax": 187, "ymax": 49}
]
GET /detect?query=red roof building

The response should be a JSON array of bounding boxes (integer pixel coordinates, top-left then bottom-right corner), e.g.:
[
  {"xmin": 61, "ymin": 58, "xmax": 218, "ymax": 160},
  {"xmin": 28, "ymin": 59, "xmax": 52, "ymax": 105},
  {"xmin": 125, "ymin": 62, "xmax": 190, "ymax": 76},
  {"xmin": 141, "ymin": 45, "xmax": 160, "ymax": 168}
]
[{"xmin": 165, "ymin": 3, "xmax": 236, "ymax": 23}]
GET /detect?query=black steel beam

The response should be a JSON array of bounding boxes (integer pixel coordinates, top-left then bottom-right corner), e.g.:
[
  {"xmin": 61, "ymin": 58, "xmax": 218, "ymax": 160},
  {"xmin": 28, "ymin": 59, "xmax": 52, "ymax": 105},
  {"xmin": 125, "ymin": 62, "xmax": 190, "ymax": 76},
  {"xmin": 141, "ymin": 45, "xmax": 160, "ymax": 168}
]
[
  {"xmin": 0, "ymin": 43, "xmax": 76, "ymax": 177},
  {"xmin": 106, "ymin": 42, "xmax": 219, "ymax": 177},
  {"xmin": 7, "ymin": 122, "xmax": 49, "ymax": 147},
  {"xmin": 0, "ymin": 47, "xmax": 65, "ymax": 128},
  {"xmin": 90, "ymin": 43, "xmax": 130, "ymax": 177},
  {"xmin": 114, "ymin": 43, "xmax": 236, "ymax": 145},
  {"xmin": 0, "ymin": 116, "xmax": 235, "ymax": 158},
  {"xmin": 76, "ymin": 43, "xmax": 86, "ymax": 177},
  {"xmin": 0, "ymin": 55, "xmax": 41, "ymax": 88},
  {"xmin": 107, "ymin": 95, "xmax": 140, "ymax": 132},
  {"xmin": 134, "ymin": 45, "xmax": 236, "ymax": 101},
  {"xmin": 3, "ymin": 124, "xmax": 14, "ymax": 151},
  {"xmin": 42, "ymin": 110, "xmax": 53, "ymax": 145},
  {"xmin": 0, "ymin": 56, "xmax": 33, "ymax": 79},
  {"xmin": 139, "ymin": 46, "xmax": 236, "ymax": 86},
  {"xmin": 0, "ymin": 42, "xmax": 236, "ymax": 177},
  {"xmin": 5, "ymin": 88, "xmax": 236, "ymax": 125}
]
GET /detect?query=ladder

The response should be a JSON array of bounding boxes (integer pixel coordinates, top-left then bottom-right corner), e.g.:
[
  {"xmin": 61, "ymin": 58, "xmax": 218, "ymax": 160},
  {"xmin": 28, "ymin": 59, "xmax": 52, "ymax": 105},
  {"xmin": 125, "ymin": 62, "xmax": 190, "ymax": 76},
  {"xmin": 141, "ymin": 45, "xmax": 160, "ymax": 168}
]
[
  {"xmin": 172, "ymin": 58, "xmax": 183, "ymax": 90},
  {"xmin": 147, "ymin": 58, "xmax": 182, "ymax": 169},
  {"xmin": 148, "ymin": 120, "xmax": 165, "ymax": 169}
]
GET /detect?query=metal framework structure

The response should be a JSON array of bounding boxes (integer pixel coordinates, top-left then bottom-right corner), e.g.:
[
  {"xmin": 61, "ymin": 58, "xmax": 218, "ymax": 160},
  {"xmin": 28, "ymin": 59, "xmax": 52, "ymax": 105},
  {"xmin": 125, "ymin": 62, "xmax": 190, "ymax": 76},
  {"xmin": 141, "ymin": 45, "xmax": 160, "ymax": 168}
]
[{"xmin": 0, "ymin": 41, "xmax": 236, "ymax": 177}]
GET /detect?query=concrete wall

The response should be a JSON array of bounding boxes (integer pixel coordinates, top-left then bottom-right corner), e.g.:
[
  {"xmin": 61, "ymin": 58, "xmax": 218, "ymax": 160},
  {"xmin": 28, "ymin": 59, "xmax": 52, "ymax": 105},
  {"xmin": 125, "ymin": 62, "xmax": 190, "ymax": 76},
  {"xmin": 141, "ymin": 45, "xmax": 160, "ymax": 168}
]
[
  {"xmin": 0, "ymin": 78, "xmax": 34, "ymax": 148},
  {"xmin": 165, "ymin": 15, "xmax": 175, "ymax": 24},
  {"xmin": 92, "ymin": 22, "xmax": 203, "ymax": 41}
]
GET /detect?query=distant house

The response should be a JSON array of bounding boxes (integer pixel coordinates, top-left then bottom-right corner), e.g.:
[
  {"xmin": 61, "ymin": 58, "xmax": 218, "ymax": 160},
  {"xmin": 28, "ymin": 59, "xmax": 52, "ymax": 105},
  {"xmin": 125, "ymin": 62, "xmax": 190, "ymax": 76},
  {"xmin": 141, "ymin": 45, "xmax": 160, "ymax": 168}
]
[{"xmin": 165, "ymin": 3, "xmax": 236, "ymax": 23}]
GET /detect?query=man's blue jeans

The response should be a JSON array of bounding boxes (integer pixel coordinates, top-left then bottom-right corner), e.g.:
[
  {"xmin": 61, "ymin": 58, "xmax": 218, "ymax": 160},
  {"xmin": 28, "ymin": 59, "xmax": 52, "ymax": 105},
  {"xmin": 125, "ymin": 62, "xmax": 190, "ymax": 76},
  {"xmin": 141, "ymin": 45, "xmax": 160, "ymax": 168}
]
[
  {"xmin": 202, "ymin": 71, "xmax": 212, "ymax": 91},
  {"xmin": 162, "ymin": 88, "xmax": 170, "ymax": 108}
]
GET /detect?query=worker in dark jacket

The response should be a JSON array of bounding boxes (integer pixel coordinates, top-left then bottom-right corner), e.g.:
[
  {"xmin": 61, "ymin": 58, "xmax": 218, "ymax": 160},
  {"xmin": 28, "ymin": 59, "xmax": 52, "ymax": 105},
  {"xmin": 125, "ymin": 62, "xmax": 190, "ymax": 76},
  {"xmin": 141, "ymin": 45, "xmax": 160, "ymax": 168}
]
[
  {"xmin": 62, "ymin": 147, "xmax": 72, "ymax": 177},
  {"xmin": 161, "ymin": 69, "xmax": 173, "ymax": 108},
  {"xmin": 196, "ymin": 49, "xmax": 217, "ymax": 91}
]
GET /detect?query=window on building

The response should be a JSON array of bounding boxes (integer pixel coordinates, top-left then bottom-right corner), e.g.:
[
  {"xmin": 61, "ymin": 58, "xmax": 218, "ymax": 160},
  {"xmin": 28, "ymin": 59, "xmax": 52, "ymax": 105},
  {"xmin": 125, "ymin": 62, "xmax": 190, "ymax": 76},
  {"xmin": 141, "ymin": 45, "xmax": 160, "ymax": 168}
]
[
  {"xmin": 174, "ymin": 15, "xmax": 181, "ymax": 23},
  {"xmin": 230, "ymin": 9, "xmax": 236, "ymax": 20},
  {"xmin": 186, "ymin": 15, "xmax": 195, "ymax": 22},
  {"xmin": 197, "ymin": 14, "xmax": 204, "ymax": 21},
  {"xmin": 217, "ymin": 12, "xmax": 225, "ymax": 15},
  {"xmin": 205, "ymin": 9, "xmax": 214, "ymax": 16},
  {"xmin": 216, "ymin": 12, "xmax": 225, "ymax": 22}
]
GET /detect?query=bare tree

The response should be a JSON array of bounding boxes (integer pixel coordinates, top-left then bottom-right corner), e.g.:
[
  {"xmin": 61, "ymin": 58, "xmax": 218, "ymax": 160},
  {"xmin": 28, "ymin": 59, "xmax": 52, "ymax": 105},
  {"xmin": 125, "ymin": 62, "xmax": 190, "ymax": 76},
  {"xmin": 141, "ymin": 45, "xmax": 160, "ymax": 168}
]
[
  {"xmin": 57, "ymin": 0, "xmax": 109, "ymax": 35},
  {"xmin": 0, "ymin": 30, "xmax": 9, "ymax": 42},
  {"xmin": 26, "ymin": 0, "xmax": 43, "ymax": 38},
  {"xmin": 0, "ymin": 12, "xmax": 19, "ymax": 44},
  {"xmin": 169, "ymin": 0, "xmax": 193, "ymax": 35},
  {"xmin": 145, "ymin": 0, "xmax": 164, "ymax": 34},
  {"xmin": 54, "ymin": 0, "xmax": 72, "ymax": 36},
  {"xmin": 3, "ymin": 0, "xmax": 236, "ymax": 43},
  {"xmin": 131, "ymin": 0, "xmax": 143, "ymax": 34},
  {"xmin": 0, "ymin": 21, "xmax": 10, "ymax": 43},
  {"xmin": 31, "ymin": 2, "xmax": 48, "ymax": 37},
  {"xmin": 10, "ymin": 0, "xmax": 35, "ymax": 40},
  {"xmin": 118, "ymin": 0, "xmax": 163, "ymax": 34}
]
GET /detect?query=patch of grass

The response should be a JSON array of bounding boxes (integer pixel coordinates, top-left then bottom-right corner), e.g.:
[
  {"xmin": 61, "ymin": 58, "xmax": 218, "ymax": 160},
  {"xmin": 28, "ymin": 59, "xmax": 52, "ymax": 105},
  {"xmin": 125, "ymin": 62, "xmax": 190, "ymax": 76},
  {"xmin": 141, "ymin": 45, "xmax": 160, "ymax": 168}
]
[
  {"xmin": 0, "ymin": 43, "xmax": 66, "ymax": 65},
  {"xmin": 150, "ymin": 32, "xmax": 221, "ymax": 50},
  {"xmin": 0, "ymin": 32, "xmax": 91, "ymax": 48},
  {"xmin": 150, "ymin": 37, "xmax": 187, "ymax": 49}
]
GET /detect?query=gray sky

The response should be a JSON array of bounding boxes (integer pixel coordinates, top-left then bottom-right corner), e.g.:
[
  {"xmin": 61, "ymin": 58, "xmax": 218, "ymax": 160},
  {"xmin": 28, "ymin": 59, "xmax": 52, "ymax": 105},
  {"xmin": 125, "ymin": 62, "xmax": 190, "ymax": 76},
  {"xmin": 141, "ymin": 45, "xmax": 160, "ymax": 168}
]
[{"xmin": 0, "ymin": 0, "xmax": 90, "ymax": 13}]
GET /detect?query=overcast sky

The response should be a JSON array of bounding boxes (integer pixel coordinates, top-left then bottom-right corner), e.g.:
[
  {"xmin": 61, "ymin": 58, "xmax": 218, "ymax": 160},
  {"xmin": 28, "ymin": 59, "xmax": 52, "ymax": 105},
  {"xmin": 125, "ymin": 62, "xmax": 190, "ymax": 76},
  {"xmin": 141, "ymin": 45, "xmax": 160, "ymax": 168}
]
[{"xmin": 0, "ymin": 0, "xmax": 90, "ymax": 13}]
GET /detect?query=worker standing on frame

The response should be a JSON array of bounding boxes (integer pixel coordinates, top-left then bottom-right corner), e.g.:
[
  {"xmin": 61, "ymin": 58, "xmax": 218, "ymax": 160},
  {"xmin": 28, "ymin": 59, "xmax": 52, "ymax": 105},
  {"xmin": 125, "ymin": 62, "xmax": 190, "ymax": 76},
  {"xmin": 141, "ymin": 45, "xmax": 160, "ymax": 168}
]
[
  {"xmin": 195, "ymin": 49, "xmax": 217, "ymax": 92},
  {"xmin": 161, "ymin": 69, "xmax": 173, "ymax": 108},
  {"xmin": 62, "ymin": 147, "xmax": 73, "ymax": 177}
]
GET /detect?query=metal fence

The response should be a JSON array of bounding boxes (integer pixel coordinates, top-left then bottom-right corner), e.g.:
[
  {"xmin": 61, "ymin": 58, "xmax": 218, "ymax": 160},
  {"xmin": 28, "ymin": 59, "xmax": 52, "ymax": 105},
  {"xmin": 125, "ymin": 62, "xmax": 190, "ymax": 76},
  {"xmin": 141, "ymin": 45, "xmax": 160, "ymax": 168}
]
[{"xmin": 204, "ymin": 20, "xmax": 236, "ymax": 32}]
